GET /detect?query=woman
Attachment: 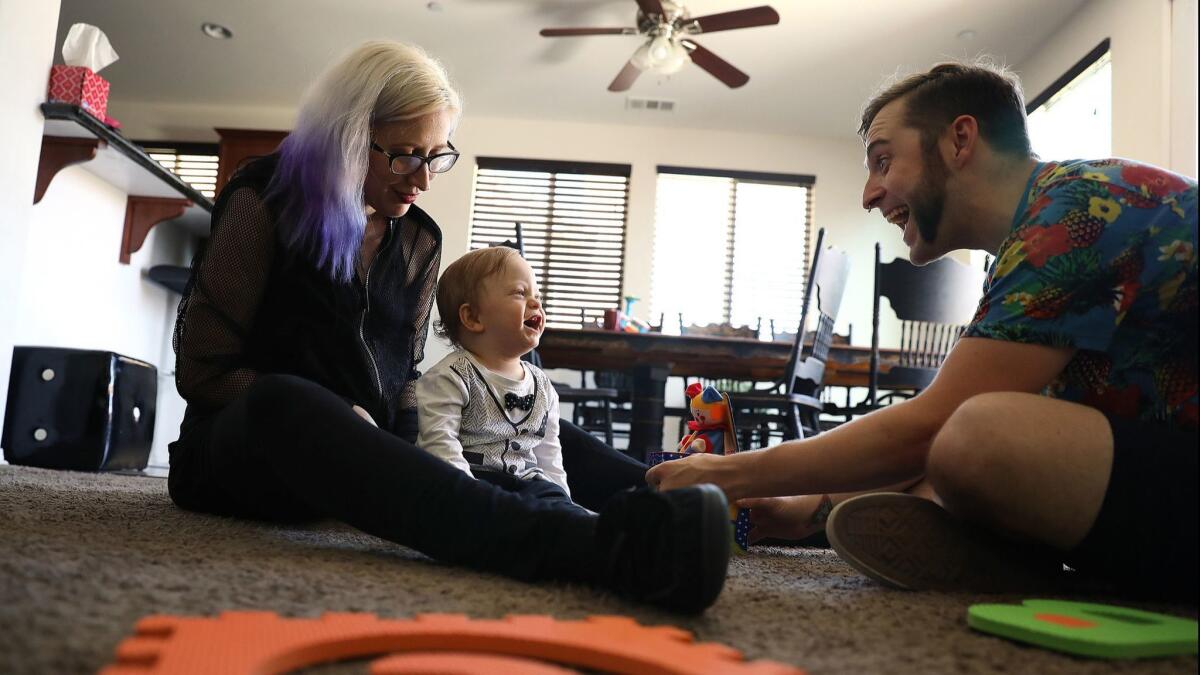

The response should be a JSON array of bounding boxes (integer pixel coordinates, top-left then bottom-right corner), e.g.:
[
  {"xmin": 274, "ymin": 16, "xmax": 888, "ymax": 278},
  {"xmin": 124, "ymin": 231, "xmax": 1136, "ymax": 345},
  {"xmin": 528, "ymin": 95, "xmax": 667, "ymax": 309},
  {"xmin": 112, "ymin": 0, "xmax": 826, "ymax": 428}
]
[{"xmin": 167, "ymin": 41, "xmax": 729, "ymax": 613}]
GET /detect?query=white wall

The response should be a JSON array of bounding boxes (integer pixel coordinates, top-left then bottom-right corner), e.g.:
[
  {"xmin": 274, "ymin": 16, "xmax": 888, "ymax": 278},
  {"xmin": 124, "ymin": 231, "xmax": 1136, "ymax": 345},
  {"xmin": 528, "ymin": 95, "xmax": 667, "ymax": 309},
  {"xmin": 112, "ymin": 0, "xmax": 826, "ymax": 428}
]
[
  {"xmin": 0, "ymin": 0, "xmax": 62, "ymax": 462},
  {"xmin": 22, "ymin": 169, "xmax": 178, "ymax": 360},
  {"xmin": 1016, "ymin": 0, "xmax": 1195, "ymax": 176},
  {"xmin": 1169, "ymin": 0, "xmax": 1198, "ymax": 177}
]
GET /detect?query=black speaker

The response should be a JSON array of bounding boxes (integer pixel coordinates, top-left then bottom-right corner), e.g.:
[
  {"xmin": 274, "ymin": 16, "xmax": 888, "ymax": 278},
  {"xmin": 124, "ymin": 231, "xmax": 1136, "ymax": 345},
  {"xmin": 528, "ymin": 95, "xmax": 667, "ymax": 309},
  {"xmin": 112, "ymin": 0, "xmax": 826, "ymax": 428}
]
[{"xmin": 2, "ymin": 346, "xmax": 157, "ymax": 471}]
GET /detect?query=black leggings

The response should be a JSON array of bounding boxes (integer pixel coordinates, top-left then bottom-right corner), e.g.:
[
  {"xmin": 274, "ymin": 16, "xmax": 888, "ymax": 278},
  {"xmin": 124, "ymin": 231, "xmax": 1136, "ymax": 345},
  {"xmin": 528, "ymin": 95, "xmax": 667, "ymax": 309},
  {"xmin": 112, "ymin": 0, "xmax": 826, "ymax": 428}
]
[{"xmin": 167, "ymin": 374, "xmax": 646, "ymax": 582}]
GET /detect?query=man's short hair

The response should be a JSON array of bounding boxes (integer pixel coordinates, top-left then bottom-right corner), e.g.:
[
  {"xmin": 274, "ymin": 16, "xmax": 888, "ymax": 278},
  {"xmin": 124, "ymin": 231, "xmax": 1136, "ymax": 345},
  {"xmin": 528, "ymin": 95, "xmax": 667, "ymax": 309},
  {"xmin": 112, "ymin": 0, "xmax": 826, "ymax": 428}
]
[
  {"xmin": 434, "ymin": 246, "xmax": 521, "ymax": 346},
  {"xmin": 859, "ymin": 59, "xmax": 1033, "ymax": 158}
]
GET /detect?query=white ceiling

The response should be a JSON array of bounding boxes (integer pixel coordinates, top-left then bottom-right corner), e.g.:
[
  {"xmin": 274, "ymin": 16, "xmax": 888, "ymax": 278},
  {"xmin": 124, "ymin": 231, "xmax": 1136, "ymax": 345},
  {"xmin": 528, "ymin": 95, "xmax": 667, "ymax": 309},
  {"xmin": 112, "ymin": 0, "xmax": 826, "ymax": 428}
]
[{"xmin": 55, "ymin": 0, "xmax": 1088, "ymax": 140}]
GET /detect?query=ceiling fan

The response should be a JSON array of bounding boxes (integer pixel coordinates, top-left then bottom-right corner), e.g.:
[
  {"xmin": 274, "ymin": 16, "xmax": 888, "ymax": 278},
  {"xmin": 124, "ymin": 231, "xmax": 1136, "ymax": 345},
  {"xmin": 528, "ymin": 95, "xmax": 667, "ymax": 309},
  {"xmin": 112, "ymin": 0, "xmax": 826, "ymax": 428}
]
[{"xmin": 539, "ymin": 0, "xmax": 779, "ymax": 92}]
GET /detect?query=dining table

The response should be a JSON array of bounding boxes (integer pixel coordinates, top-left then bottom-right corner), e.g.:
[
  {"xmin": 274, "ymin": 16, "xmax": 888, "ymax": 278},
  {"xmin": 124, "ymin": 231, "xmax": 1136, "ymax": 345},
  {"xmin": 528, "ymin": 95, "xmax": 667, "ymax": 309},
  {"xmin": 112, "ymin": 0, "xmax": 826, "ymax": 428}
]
[{"xmin": 537, "ymin": 327, "xmax": 903, "ymax": 462}]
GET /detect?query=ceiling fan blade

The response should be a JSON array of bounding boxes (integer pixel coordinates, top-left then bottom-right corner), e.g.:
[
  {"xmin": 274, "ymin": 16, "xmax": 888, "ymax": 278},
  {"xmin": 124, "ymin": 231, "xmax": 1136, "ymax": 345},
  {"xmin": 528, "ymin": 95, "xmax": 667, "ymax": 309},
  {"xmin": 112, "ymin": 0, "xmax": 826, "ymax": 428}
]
[
  {"xmin": 688, "ymin": 6, "xmax": 780, "ymax": 33},
  {"xmin": 608, "ymin": 60, "xmax": 643, "ymax": 92},
  {"xmin": 635, "ymin": 0, "xmax": 667, "ymax": 19},
  {"xmin": 540, "ymin": 27, "xmax": 638, "ymax": 37},
  {"xmin": 684, "ymin": 41, "xmax": 750, "ymax": 88}
]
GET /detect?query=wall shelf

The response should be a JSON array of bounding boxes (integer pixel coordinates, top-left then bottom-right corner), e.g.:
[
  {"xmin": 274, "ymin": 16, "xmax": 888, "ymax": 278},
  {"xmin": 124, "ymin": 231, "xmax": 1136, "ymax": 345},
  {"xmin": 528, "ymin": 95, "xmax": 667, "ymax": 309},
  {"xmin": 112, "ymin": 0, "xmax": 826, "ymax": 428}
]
[
  {"xmin": 37, "ymin": 103, "xmax": 214, "ymax": 260},
  {"xmin": 146, "ymin": 265, "xmax": 190, "ymax": 295}
]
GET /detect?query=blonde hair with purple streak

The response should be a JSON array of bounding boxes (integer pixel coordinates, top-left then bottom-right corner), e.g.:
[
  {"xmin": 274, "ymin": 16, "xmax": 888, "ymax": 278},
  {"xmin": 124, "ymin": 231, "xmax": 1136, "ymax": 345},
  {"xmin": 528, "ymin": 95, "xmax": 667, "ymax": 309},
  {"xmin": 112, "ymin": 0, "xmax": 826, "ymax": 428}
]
[{"xmin": 266, "ymin": 41, "xmax": 461, "ymax": 282}]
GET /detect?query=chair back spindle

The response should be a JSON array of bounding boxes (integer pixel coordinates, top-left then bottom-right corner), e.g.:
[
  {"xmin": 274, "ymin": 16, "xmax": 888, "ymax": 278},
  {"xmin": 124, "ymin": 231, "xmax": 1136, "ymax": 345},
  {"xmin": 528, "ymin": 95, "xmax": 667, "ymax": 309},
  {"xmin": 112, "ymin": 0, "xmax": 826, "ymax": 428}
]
[{"xmin": 868, "ymin": 243, "xmax": 986, "ymax": 405}]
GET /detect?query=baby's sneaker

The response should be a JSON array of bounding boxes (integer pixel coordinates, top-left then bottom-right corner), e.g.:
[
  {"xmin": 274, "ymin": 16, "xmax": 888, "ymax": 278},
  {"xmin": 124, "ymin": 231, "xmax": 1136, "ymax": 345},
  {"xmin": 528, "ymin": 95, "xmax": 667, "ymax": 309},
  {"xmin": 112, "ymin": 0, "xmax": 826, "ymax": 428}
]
[{"xmin": 593, "ymin": 484, "xmax": 731, "ymax": 613}]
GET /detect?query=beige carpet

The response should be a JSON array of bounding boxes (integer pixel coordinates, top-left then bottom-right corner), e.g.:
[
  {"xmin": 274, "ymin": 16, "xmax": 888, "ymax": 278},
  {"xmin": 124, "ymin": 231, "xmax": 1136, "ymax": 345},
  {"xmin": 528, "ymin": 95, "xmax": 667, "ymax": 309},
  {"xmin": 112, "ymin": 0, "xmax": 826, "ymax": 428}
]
[{"xmin": 0, "ymin": 464, "xmax": 1195, "ymax": 674}]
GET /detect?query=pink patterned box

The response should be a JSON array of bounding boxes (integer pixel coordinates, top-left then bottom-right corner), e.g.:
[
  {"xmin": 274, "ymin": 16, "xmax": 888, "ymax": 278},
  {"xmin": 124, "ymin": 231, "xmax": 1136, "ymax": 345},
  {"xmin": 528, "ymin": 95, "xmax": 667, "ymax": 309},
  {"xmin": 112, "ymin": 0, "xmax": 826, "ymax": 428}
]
[{"xmin": 47, "ymin": 65, "xmax": 110, "ymax": 119}]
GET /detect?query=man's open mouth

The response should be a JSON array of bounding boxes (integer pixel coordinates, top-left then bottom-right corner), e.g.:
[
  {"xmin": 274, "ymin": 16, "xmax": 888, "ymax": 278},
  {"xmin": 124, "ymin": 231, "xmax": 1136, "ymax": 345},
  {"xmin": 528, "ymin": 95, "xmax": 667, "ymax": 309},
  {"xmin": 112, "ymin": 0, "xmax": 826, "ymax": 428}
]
[{"xmin": 884, "ymin": 205, "xmax": 910, "ymax": 228}]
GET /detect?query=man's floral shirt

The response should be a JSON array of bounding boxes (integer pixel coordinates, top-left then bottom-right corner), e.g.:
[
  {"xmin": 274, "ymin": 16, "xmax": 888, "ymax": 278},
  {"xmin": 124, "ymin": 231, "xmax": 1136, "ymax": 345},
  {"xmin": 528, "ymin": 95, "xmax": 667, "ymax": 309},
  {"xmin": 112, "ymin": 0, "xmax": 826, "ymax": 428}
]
[{"xmin": 965, "ymin": 159, "xmax": 1197, "ymax": 428}]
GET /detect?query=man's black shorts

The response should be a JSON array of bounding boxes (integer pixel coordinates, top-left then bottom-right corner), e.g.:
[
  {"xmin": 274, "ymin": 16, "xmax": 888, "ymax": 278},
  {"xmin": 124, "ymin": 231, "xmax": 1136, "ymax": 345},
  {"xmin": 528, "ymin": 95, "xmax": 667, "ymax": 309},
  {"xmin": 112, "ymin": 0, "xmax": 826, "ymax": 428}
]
[{"xmin": 1065, "ymin": 415, "xmax": 1198, "ymax": 600}]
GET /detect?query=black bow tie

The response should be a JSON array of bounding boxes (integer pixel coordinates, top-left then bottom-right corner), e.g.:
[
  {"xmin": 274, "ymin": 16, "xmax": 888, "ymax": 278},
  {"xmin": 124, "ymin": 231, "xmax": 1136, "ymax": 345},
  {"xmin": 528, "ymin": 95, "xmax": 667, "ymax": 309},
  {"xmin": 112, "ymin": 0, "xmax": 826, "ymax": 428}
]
[{"xmin": 504, "ymin": 393, "xmax": 535, "ymax": 411}]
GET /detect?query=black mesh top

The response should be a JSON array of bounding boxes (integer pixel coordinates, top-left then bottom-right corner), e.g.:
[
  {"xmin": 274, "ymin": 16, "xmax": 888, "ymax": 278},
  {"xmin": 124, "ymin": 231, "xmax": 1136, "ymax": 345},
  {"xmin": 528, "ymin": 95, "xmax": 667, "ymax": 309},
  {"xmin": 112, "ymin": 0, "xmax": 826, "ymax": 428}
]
[{"xmin": 172, "ymin": 154, "xmax": 441, "ymax": 445}]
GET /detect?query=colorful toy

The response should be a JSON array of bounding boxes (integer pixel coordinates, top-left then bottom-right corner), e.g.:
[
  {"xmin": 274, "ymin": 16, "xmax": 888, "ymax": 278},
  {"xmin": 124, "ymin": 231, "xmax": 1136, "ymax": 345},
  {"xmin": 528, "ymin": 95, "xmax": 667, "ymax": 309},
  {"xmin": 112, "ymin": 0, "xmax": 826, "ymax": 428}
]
[
  {"xmin": 649, "ymin": 383, "xmax": 754, "ymax": 552},
  {"xmin": 968, "ymin": 599, "xmax": 1198, "ymax": 659},
  {"xmin": 678, "ymin": 383, "xmax": 735, "ymax": 455},
  {"xmin": 601, "ymin": 298, "xmax": 654, "ymax": 334},
  {"xmin": 603, "ymin": 308, "xmax": 651, "ymax": 333},
  {"xmin": 100, "ymin": 611, "xmax": 805, "ymax": 674}
]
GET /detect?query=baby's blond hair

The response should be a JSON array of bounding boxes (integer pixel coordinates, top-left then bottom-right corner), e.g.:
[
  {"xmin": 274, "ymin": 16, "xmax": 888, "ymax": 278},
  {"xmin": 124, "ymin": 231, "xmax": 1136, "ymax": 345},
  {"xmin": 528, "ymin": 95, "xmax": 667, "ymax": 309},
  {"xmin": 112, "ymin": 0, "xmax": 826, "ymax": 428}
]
[{"xmin": 434, "ymin": 246, "xmax": 522, "ymax": 346}]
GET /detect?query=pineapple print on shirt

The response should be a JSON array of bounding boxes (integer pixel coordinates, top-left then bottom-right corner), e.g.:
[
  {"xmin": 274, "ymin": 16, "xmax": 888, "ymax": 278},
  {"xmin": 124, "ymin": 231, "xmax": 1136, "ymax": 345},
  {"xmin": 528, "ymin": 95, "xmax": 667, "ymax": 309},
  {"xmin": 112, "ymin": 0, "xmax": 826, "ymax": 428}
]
[{"xmin": 967, "ymin": 159, "xmax": 1198, "ymax": 428}]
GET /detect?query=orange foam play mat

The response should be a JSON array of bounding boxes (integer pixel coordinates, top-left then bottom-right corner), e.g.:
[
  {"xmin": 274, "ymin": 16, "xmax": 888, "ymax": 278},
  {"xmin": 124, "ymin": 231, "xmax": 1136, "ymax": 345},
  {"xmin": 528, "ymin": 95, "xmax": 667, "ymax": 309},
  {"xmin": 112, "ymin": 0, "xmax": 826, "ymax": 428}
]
[{"xmin": 100, "ymin": 611, "xmax": 805, "ymax": 674}]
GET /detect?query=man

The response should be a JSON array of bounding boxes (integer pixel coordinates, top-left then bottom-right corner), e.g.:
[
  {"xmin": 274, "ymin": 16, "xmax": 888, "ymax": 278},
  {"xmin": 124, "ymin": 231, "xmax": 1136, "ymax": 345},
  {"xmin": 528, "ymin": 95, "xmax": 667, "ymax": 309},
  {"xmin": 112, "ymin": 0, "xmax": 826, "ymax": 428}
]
[{"xmin": 648, "ymin": 61, "xmax": 1197, "ymax": 597}]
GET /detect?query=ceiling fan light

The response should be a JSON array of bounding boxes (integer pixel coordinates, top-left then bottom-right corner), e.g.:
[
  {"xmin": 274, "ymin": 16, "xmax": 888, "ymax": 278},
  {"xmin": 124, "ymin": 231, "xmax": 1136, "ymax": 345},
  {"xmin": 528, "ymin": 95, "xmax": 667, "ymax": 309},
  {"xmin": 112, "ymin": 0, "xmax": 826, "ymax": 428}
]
[
  {"xmin": 656, "ymin": 51, "xmax": 688, "ymax": 75},
  {"xmin": 631, "ymin": 43, "xmax": 654, "ymax": 70},
  {"xmin": 655, "ymin": 59, "xmax": 686, "ymax": 75},
  {"xmin": 648, "ymin": 35, "xmax": 674, "ymax": 64}
]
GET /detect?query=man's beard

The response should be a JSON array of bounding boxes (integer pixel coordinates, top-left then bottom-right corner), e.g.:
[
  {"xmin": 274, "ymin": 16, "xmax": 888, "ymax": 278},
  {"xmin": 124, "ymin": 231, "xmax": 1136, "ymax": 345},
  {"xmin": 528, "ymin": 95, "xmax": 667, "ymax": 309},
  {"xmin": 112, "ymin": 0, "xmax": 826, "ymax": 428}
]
[{"xmin": 911, "ymin": 141, "xmax": 950, "ymax": 244}]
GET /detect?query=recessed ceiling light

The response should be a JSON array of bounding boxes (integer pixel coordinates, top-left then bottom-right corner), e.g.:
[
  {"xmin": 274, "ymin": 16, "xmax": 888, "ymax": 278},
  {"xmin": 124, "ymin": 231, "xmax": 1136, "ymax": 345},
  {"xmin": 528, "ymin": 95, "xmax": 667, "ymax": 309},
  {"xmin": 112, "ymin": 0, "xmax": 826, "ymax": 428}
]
[
  {"xmin": 956, "ymin": 29, "xmax": 977, "ymax": 41},
  {"xmin": 201, "ymin": 22, "xmax": 233, "ymax": 39}
]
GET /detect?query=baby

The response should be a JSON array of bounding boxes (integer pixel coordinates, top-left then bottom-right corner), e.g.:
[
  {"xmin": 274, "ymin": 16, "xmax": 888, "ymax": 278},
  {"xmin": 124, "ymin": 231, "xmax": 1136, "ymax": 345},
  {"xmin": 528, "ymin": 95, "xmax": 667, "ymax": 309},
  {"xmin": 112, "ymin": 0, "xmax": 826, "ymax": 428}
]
[{"xmin": 417, "ymin": 246, "xmax": 570, "ymax": 497}]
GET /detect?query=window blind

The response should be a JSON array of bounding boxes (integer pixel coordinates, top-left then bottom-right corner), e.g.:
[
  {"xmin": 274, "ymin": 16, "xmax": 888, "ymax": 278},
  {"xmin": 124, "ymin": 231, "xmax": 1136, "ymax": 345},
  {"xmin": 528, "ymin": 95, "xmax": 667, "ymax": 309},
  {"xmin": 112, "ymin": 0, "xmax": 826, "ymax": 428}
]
[
  {"xmin": 650, "ymin": 167, "xmax": 814, "ymax": 337},
  {"xmin": 470, "ymin": 157, "xmax": 631, "ymax": 329},
  {"xmin": 139, "ymin": 141, "xmax": 220, "ymax": 199}
]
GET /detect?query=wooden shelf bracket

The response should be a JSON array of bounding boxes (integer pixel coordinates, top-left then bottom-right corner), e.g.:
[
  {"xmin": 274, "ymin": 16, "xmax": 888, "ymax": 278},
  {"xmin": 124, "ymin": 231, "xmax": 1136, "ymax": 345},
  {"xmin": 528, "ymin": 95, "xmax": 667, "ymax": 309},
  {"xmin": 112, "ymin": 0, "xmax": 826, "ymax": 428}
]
[
  {"xmin": 34, "ymin": 136, "xmax": 103, "ymax": 204},
  {"xmin": 121, "ymin": 196, "xmax": 192, "ymax": 264}
]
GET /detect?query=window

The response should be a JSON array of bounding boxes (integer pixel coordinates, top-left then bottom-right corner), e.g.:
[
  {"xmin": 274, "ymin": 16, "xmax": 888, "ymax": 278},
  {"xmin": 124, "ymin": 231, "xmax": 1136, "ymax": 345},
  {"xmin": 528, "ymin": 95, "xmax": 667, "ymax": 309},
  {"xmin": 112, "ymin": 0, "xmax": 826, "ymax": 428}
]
[
  {"xmin": 139, "ymin": 141, "xmax": 221, "ymax": 198},
  {"xmin": 469, "ymin": 157, "xmax": 630, "ymax": 329},
  {"xmin": 650, "ymin": 166, "xmax": 814, "ymax": 336},
  {"xmin": 1026, "ymin": 39, "xmax": 1112, "ymax": 161}
]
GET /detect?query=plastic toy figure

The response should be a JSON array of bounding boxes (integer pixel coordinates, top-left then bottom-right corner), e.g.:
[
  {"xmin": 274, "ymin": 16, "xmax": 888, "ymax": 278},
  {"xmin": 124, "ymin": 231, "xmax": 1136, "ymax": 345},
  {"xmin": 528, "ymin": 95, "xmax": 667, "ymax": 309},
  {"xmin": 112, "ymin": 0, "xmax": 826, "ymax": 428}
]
[{"xmin": 678, "ymin": 383, "xmax": 737, "ymax": 455}]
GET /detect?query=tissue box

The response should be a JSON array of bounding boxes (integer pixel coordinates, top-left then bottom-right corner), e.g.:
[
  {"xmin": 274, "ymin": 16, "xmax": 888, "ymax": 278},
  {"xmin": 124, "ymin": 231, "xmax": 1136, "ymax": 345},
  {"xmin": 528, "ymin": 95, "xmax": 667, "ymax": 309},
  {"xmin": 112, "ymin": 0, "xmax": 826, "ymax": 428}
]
[{"xmin": 47, "ymin": 64, "xmax": 110, "ymax": 119}]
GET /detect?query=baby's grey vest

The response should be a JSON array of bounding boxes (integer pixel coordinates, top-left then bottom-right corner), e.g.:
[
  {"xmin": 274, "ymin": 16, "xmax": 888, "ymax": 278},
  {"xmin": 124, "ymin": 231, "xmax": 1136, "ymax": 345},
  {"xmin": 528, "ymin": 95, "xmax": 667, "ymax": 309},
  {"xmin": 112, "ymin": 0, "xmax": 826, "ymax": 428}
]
[{"xmin": 449, "ymin": 357, "xmax": 552, "ymax": 482}]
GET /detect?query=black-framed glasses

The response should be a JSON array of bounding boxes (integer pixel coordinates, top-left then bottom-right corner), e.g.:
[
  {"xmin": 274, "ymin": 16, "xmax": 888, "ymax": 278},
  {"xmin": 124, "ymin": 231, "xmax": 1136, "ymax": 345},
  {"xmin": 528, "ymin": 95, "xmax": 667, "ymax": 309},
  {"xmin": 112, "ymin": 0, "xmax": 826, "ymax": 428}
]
[{"xmin": 370, "ymin": 141, "xmax": 460, "ymax": 175}]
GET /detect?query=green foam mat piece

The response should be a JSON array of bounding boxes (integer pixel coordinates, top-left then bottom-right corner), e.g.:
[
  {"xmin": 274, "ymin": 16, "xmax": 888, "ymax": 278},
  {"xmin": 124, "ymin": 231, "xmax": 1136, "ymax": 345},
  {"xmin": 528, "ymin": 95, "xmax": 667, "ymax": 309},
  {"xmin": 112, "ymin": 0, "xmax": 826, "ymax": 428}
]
[{"xmin": 968, "ymin": 599, "xmax": 1198, "ymax": 659}]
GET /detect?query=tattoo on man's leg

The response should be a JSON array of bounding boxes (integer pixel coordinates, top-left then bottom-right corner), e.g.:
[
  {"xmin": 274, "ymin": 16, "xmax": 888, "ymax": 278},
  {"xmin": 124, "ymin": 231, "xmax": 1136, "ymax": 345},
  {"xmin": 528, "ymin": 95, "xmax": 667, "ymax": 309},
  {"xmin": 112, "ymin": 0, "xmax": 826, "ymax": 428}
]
[{"xmin": 809, "ymin": 494, "xmax": 834, "ymax": 527}]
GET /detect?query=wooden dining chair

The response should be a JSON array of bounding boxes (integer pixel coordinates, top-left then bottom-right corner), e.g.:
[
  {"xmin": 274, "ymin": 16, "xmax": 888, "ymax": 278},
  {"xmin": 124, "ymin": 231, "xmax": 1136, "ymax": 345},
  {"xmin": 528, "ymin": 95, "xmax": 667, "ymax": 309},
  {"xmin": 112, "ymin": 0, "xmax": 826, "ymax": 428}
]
[
  {"xmin": 725, "ymin": 228, "xmax": 851, "ymax": 443},
  {"xmin": 863, "ymin": 243, "xmax": 986, "ymax": 409}
]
